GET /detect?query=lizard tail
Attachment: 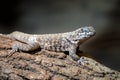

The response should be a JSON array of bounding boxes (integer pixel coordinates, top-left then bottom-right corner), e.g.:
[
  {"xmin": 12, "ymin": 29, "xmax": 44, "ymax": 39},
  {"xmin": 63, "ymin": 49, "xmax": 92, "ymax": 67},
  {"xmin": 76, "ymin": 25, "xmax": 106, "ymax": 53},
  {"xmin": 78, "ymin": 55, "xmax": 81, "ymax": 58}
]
[
  {"xmin": 0, "ymin": 31, "xmax": 31, "ymax": 42},
  {"xmin": 0, "ymin": 33, "xmax": 7, "ymax": 38},
  {"xmin": 0, "ymin": 33, "xmax": 15, "ymax": 39}
]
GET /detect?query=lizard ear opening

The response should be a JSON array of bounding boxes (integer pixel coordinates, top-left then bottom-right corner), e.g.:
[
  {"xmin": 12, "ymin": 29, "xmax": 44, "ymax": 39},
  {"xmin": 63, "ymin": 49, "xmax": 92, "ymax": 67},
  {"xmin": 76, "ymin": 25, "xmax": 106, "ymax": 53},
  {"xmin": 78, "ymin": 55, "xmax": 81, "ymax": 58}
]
[{"xmin": 74, "ymin": 39, "xmax": 78, "ymax": 42}]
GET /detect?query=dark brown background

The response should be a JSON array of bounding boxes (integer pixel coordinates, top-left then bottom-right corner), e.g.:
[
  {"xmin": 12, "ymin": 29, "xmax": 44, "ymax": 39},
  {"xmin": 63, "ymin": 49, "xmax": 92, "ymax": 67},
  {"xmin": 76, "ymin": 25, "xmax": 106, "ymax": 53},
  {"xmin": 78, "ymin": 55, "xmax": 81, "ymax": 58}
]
[{"xmin": 0, "ymin": 0, "xmax": 120, "ymax": 70}]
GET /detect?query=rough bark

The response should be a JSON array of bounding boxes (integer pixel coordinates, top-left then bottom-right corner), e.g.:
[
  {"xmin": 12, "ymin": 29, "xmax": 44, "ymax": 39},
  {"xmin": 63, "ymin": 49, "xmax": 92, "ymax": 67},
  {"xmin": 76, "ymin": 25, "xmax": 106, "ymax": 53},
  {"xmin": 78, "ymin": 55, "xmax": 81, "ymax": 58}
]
[{"xmin": 0, "ymin": 36, "xmax": 119, "ymax": 80}]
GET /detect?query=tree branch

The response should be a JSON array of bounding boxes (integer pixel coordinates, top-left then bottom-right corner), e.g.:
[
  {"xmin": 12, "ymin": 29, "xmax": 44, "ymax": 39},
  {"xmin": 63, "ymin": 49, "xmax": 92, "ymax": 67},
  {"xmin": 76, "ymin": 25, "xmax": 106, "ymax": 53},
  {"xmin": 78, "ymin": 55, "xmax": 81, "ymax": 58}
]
[{"xmin": 0, "ymin": 36, "xmax": 119, "ymax": 80}]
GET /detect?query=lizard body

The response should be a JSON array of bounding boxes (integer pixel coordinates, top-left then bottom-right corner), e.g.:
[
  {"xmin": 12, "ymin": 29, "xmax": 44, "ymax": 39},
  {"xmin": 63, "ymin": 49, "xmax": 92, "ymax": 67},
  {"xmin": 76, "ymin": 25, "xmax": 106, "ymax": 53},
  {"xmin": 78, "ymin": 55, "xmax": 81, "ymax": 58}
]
[{"xmin": 0, "ymin": 26, "xmax": 96, "ymax": 61}]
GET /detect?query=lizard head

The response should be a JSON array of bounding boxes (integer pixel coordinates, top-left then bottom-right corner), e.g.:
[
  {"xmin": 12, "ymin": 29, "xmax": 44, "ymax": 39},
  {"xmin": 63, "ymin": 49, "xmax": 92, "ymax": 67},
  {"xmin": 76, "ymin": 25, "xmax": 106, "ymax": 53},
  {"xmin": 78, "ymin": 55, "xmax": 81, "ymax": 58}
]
[{"xmin": 67, "ymin": 26, "xmax": 96, "ymax": 44}]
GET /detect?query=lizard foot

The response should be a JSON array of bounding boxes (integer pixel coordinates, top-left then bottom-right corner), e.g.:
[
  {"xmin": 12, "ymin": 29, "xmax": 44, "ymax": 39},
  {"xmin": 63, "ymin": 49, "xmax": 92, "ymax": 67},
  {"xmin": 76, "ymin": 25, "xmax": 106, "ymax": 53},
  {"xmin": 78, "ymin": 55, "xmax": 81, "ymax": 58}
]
[{"xmin": 6, "ymin": 50, "xmax": 16, "ymax": 58}]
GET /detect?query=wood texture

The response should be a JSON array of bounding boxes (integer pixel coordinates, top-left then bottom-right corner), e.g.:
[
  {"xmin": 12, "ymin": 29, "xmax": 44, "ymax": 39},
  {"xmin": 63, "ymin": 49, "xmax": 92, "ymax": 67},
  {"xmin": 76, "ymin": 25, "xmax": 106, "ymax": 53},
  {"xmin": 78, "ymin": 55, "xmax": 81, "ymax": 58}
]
[{"xmin": 0, "ymin": 36, "xmax": 119, "ymax": 80}]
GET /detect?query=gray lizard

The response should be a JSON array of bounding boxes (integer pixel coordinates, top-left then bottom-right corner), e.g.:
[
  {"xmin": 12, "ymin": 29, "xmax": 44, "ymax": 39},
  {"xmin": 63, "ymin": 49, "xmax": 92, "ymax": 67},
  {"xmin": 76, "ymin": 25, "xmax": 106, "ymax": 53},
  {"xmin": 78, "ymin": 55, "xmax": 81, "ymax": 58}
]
[{"xmin": 0, "ymin": 26, "xmax": 96, "ymax": 61}]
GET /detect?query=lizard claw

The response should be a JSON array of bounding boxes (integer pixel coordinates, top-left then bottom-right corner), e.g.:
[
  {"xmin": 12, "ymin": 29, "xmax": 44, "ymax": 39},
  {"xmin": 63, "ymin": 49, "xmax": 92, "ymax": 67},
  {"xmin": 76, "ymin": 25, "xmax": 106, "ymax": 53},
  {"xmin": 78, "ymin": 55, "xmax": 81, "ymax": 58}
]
[{"xmin": 6, "ymin": 49, "xmax": 17, "ymax": 58}]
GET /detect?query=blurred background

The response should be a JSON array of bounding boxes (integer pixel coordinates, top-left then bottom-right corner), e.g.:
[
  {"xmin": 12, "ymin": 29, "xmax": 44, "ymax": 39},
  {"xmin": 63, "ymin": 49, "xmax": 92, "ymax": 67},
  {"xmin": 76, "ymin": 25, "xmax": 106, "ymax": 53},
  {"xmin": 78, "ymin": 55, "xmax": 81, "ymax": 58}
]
[{"xmin": 0, "ymin": 0, "xmax": 119, "ymax": 70}]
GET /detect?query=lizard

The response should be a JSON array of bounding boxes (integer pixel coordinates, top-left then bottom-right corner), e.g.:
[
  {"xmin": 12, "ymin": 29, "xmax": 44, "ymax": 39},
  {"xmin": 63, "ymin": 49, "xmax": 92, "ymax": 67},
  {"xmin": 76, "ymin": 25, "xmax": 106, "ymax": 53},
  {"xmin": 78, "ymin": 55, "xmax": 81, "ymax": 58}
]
[{"xmin": 0, "ymin": 26, "xmax": 96, "ymax": 61}]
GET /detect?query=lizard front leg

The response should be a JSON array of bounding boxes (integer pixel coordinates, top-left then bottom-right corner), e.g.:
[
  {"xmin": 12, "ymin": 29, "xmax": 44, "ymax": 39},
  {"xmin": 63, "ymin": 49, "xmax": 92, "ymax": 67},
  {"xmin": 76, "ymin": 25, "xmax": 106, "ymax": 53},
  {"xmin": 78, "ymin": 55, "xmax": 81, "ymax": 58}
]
[{"xmin": 68, "ymin": 46, "xmax": 80, "ymax": 61}]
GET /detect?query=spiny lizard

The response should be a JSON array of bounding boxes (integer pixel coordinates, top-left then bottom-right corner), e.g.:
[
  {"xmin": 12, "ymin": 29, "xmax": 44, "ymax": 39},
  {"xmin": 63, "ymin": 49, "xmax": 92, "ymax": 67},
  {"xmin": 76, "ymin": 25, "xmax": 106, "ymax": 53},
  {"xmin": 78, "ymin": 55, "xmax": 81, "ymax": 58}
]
[{"xmin": 0, "ymin": 26, "xmax": 96, "ymax": 61}]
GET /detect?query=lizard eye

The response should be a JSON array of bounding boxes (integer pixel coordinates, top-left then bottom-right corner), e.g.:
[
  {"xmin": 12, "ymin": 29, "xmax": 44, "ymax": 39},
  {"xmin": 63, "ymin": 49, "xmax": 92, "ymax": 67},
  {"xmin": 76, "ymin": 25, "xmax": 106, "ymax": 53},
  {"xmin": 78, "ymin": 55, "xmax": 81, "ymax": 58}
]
[{"xmin": 83, "ymin": 29, "xmax": 89, "ymax": 33}]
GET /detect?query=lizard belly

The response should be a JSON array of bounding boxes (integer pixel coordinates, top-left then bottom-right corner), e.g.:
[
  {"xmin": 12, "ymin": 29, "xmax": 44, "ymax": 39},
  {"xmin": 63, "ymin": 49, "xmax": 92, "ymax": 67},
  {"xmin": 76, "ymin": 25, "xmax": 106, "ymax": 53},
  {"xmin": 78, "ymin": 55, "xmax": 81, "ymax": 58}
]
[{"xmin": 43, "ymin": 39, "xmax": 68, "ymax": 52}]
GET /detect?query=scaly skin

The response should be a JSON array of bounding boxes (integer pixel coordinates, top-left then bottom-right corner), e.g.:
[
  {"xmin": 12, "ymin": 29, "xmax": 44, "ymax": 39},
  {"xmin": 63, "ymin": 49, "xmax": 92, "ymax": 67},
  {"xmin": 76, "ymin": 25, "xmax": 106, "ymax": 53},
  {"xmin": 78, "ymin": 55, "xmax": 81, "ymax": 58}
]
[{"xmin": 0, "ymin": 26, "xmax": 96, "ymax": 61}]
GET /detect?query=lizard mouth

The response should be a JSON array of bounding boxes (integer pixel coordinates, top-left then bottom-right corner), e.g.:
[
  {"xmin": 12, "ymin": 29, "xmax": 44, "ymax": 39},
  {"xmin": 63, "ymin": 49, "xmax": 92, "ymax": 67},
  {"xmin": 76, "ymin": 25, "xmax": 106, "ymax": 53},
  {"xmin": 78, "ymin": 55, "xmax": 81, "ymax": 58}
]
[{"xmin": 87, "ymin": 31, "xmax": 96, "ymax": 37}]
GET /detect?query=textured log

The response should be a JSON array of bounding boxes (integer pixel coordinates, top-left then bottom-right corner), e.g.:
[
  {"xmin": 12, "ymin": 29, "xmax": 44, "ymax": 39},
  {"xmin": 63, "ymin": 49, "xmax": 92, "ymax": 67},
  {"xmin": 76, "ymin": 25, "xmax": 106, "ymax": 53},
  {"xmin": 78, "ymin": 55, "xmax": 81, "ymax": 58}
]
[{"xmin": 0, "ymin": 36, "xmax": 119, "ymax": 80}]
